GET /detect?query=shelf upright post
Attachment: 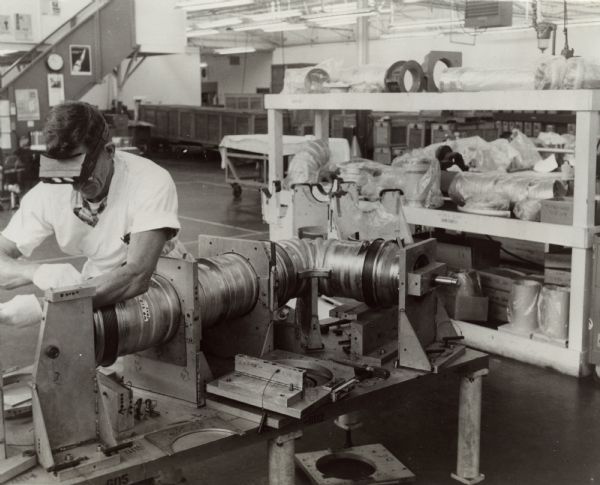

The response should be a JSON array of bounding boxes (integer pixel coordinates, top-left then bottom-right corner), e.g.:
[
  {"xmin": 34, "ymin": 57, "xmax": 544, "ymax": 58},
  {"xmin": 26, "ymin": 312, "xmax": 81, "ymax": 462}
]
[
  {"xmin": 265, "ymin": 108, "xmax": 284, "ymax": 237},
  {"xmin": 314, "ymin": 110, "xmax": 330, "ymax": 145},
  {"xmin": 569, "ymin": 110, "xmax": 600, "ymax": 355}
]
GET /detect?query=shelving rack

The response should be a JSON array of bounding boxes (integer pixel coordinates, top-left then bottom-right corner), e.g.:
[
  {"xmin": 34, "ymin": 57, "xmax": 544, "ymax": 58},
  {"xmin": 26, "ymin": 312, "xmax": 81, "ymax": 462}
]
[{"xmin": 263, "ymin": 90, "xmax": 600, "ymax": 377}]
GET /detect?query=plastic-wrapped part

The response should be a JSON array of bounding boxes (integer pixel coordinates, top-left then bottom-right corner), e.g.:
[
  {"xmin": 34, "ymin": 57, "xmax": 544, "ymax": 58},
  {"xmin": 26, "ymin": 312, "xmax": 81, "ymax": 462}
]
[
  {"xmin": 281, "ymin": 59, "xmax": 342, "ymax": 94},
  {"xmin": 449, "ymin": 171, "xmax": 569, "ymax": 207},
  {"xmin": 338, "ymin": 64, "xmax": 389, "ymax": 93},
  {"xmin": 537, "ymin": 131, "xmax": 568, "ymax": 147},
  {"xmin": 534, "ymin": 55, "xmax": 568, "ymax": 90},
  {"xmin": 537, "ymin": 284, "xmax": 570, "ymax": 339},
  {"xmin": 455, "ymin": 270, "xmax": 483, "ymax": 297},
  {"xmin": 507, "ymin": 279, "xmax": 542, "ymax": 331},
  {"xmin": 439, "ymin": 67, "xmax": 536, "ymax": 92},
  {"xmin": 513, "ymin": 198, "xmax": 542, "ymax": 221},
  {"xmin": 563, "ymin": 57, "xmax": 600, "ymax": 89},
  {"xmin": 462, "ymin": 194, "xmax": 510, "ymax": 211},
  {"xmin": 490, "ymin": 138, "xmax": 523, "ymax": 172},
  {"xmin": 284, "ymin": 139, "xmax": 331, "ymax": 188},
  {"xmin": 335, "ymin": 199, "xmax": 413, "ymax": 241},
  {"xmin": 510, "ymin": 129, "xmax": 542, "ymax": 170},
  {"xmin": 391, "ymin": 155, "xmax": 443, "ymax": 208}
]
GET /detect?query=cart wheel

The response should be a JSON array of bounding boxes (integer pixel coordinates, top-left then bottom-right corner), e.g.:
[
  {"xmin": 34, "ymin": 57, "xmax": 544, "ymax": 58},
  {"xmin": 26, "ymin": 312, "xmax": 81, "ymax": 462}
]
[{"xmin": 232, "ymin": 183, "xmax": 242, "ymax": 199}]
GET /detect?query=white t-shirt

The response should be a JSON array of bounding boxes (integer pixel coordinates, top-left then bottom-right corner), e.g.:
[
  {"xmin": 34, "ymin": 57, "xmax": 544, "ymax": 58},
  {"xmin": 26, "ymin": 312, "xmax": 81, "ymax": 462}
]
[{"xmin": 2, "ymin": 151, "xmax": 181, "ymax": 278}]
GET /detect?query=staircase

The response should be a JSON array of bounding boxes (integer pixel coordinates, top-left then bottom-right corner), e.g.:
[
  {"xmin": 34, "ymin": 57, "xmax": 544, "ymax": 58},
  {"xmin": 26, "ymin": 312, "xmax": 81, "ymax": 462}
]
[{"xmin": 0, "ymin": 0, "xmax": 137, "ymax": 146}]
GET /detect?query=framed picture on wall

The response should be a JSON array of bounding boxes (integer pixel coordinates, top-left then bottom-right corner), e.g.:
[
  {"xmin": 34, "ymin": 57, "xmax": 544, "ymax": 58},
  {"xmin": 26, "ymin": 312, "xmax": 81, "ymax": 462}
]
[
  {"xmin": 47, "ymin": 74, "xmax": 65, "ymax": 107},
  {"xmin": 0, "ymin": 16, "xmax": 10, "ymax": 34},
  {"xmin": 15, "ymin": 89, "xmax": 40, "ymax": 121},
  {"xmin": 14, "ymin": 13, "xmax": 32, "ymax": 40},
  {"xmin": 70, "ymin": 44, "xmax": 92, "ymax": 76}
]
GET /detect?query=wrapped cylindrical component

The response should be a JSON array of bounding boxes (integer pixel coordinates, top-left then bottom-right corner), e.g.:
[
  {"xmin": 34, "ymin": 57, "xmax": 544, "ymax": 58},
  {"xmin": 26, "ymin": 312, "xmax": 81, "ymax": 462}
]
[
  {"xmin": 94, "ymin": 274, "xmax": 181, "ymax": 366},
  {"xmin": 507, "ymin": 279, "xmax": 542, "ymax": 331},
  {"xmin": 449, "ymin": 172, "xmax": 568, "ymax": 211},
  {"xmin": 197, "ymin": 253, "xmax": 259, "ymax": 329},
  {"xmin": 538, "ymin": 284, "xmax": 570, "ymax": 339},
  {"xmin": 439, "ymin": 67, "xmax": 536, "ymax": 92}
]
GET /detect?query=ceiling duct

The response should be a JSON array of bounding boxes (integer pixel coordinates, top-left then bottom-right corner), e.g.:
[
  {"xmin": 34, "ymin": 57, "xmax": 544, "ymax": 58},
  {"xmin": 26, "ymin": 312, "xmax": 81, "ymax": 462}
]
[{"xmin": 464, "ymin": 0, "xmax": 513, "ymax": 29}]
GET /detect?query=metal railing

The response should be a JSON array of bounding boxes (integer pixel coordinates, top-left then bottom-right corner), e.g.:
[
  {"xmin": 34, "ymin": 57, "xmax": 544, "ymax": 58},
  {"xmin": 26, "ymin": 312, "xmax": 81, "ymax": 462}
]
[{"xmin": 0, "ymin": 0, "xmax": 111, "ymax": 90}]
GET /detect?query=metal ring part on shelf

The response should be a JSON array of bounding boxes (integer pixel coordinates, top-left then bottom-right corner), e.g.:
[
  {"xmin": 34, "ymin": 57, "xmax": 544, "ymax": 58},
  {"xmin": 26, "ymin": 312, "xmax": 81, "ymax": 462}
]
[{"xmin": 385, "ymin": 60, "xmax": 426, "ymax": 93}]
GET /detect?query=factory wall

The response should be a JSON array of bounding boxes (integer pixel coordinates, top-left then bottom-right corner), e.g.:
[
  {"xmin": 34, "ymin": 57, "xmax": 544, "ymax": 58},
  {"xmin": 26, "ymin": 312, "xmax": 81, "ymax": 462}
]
[
  {"xmin": 203, "ymin": 51, "xmax": 272, "ymax": 104},
  {"xmin": 83, "ymin": 48, "xmax": 203, "ymax": 110}
]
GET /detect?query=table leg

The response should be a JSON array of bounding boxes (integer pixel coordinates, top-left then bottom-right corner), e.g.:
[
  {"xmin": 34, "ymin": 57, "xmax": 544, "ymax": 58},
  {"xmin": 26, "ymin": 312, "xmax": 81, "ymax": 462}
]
[
  {"xmin": 451, "ymin": 369, "xmax": 488, "ymax": 485},
  {"xmin": 268, "ymin": 430, "xmax": 302, "ymax": 485}
]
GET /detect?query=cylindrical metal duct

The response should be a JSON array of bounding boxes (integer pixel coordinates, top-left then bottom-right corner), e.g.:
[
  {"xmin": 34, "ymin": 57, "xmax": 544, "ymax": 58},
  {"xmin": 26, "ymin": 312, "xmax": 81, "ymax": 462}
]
[
  {"xmin": 94, "ymin": 274, "xmax": 181, "ymax": 366},
  {"xmin": 197, "ymin": 253, "xmax": 259, "ymax": 328}
]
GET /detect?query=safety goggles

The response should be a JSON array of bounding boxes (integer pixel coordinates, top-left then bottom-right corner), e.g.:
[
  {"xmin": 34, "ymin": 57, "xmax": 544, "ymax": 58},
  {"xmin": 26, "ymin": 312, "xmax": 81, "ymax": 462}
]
[{"xmin": 39, "ymin": 131, "xmax": 107, "ymax": 185}]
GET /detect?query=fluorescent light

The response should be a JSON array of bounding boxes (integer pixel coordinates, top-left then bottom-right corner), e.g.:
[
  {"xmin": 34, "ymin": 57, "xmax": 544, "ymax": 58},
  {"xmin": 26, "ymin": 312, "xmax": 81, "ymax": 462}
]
[
  {"xmin": 187, "ymin": 29, "xmax": 220, "ymax": 37},
  {"xmin": 247, "ymin": 9, "xmax": 301, "ymax": 22},
  {"xmin": 305, "ymin": 8, "xmax": 376, "ymax": 23},
  {"xmin": 199, "ymin": 62, "xmax": 208, "ymax": 67},
  {"xmin": 177, "ymin": 0, "xmax": 254, "ymax": 12},
  {"xmin": 261, "ymin": 22, "xmax": 307, "ymax": 32},
  {"xmin": 192, "ymin": 17, "xmax": 241, "ymax": 29},
  {"xmin": 0, "ymin": 50, "xmax": 17, "ymax": 56},
  {"xmin": 215, "ymin": 46, "xmax": 256, "ymax": 55},
  {"xmin": 390, "ymin": 19, "xmax": 462, "ymax": 31}
]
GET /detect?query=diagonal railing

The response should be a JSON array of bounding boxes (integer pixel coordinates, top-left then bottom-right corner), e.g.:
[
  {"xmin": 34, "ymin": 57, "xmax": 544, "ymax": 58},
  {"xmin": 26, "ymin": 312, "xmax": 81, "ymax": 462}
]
[{"xmin": 0, "ymin": 0, "xmax": 111, "ymax": 90}]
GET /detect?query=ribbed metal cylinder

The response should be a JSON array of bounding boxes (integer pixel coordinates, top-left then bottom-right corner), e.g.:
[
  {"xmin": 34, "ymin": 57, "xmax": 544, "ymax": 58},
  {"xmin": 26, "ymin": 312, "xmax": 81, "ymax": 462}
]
[
  {"xmin": 94, "ymin": 274, "xmax": 181, "ymax": 366},
  {"xmin": 317, "ymin": 239, "xmax": 369, "ymax": 302},
  {"xmin": 197, "ymin": 253, "xmax": 259, "ymax": 328},
  {"xmin": 275, "ymin": 238, "xmax": 315, "ymax": 303}
]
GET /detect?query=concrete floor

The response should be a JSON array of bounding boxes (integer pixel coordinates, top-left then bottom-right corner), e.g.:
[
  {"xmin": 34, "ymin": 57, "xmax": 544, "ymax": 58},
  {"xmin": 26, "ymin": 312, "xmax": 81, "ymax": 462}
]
[{"xmin": 1, "ymin": 155, "xmax": 600, "ymax": 485}]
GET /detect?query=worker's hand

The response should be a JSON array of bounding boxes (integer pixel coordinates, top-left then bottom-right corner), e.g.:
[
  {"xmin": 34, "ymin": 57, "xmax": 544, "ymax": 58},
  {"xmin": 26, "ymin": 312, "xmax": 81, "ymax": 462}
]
[
  {"xmin": 0, "ymin": 294, "xmax": 42, "ymax": 327},
  {"xmin": 33, "ymin": 263, "xmax": 83, "ymax": 291}
]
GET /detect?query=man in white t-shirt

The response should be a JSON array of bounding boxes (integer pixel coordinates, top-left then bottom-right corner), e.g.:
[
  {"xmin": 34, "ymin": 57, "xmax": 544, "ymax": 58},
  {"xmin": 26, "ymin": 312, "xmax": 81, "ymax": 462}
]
[{"xmin": 0, "ymin": 101, "xmax": 185, "ymax": 327}]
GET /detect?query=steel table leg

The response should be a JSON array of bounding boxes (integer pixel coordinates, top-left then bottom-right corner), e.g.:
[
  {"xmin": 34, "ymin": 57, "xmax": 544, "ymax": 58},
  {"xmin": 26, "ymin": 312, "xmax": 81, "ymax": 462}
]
[
  {"xmin": 451, "ymin": 369, "xmax": 488, "ymax": 485},
  {"xmin": 268, "ymin": 430, "xmax": 302, "ymax": 485}
]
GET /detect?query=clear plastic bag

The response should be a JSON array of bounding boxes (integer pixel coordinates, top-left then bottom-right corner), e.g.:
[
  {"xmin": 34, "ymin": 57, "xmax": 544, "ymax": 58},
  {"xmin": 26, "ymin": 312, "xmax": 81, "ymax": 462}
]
[
  {"xmin": 537, "ymin": 285, "xmax": 570, "ymax": 339},
  {"xmin": 513, "ymin": 198, "xmax": 542, "ymax": 221},
  {"xmin": 338, "ymin": 64, "xmax": 389, "ymax": 93},
  {"xmin": 463, "ymin": 194, "xmax": 510, "ymax": 211},
  {"xmin": 439, "ymin": 67, "xmax": 536, "ymax": 92},
  {"xmin": 509, "ymin": 129, "xmax": 542, "ymax": 170},
  {"xmin": 284, "ymin": 139, "xmax": 331, "ymax": 187},
  {"xmin": 281, "ymin": 59, "xmax": 343, "ymax": 94},
  {"xmin": 534, "ymin": 55, "xmax": 568, "ymax": 90},
  {"xmin": 563, "ymin": 57, "xmax": 600, "ymax": 89},
  {"xmin": 391, "ymin": 155, "xmax": 443, "ymax": 208}
]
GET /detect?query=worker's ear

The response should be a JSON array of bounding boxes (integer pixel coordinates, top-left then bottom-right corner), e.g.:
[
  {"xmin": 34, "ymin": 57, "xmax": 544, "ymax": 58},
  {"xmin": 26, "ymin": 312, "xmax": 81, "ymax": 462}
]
[{"xmin": 104, "ymin": 141, "xmax": 116, "ymax": 157}]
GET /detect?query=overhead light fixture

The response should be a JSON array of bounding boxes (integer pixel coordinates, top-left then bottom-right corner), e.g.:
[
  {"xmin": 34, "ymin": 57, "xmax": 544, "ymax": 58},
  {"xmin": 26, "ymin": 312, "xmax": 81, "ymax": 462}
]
[
  {"xmin": 312, "ymin": 17, "xmax": 358, "ymax": 27},
  {"xmin": 390, "ymin": 19, "xmax": 462, "ymax": 31},
  {"xmin": 192, "ymin": 17, "xmax": 241, "ymax": 29},
  {"xmin": 305, "ymin": 9, "xmax": 377, "ymax": 24},
  {"xmin": 177, "ymin": 0, "xmax": 254, "ymax": 12},
  {"xmin": 261, "ymin": 22, "xmax": 307, "ymax": 32},
  {"xmin": 187, "ymin": 29, "xmax": 220, "ymax": 37},
  {"xmin": 234, "ymin": 20, "xmax": 305, "ymax": 32},
  {"xmin": 199, "ymin": 61, "xmax": 208, "ymax": 67},
  {"xmin": 535, "ymin": 21, "xmax": 556, "ymax": 53},
  {"xmin": 214, "ymin": 46, "xmax": 256, "ymax": 55},
  {"xmin": 247, "ymin": 9, "xmax": 301, "ymax": 22}
]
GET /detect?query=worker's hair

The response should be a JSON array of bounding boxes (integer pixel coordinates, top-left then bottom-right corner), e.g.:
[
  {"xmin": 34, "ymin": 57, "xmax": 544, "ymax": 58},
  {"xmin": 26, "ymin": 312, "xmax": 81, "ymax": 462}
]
[{"xmin": 44, "ymin": 101, "xmax": 109, "ymax": 159}]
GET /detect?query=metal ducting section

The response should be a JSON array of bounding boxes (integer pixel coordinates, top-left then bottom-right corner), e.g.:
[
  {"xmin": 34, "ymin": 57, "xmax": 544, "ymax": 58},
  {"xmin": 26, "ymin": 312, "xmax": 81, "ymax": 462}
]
[
  {"xmin": 94, "ymin": 274, "xmax": 182, "ymax": 366},
  {"xmin": 93, "ymin": 237, "xmax": 407, "ymax": 366}
]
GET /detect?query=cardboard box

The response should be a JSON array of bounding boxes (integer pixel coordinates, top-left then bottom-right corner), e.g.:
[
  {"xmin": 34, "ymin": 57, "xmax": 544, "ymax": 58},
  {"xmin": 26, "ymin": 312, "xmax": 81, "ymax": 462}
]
[
  {"xmin": 540, "ymin": 197, "xmax": 600, "ymax": 226},
  {"xmin": 435, "ymin": 236, "xmax": 500, "ymax": 270},
  {"xmin": 443, "ymin": 294, "xmax": 489, "ymax": 323},
  {"xmin": 544, "ymin": 252, "xmax": 571, "ymax": 286}
]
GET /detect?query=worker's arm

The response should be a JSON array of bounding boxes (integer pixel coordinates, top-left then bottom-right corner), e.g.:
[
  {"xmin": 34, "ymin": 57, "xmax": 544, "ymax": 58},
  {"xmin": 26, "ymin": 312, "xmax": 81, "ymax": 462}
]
[
  {"xmin": 0, "ymin": 235, "xmax": 39, "ymax": 289},
  {"xmin": 88, "ymin": 229, "xmax": 168, "ymax": 308}
]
